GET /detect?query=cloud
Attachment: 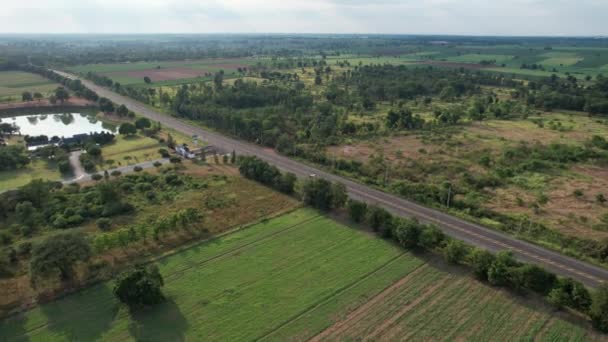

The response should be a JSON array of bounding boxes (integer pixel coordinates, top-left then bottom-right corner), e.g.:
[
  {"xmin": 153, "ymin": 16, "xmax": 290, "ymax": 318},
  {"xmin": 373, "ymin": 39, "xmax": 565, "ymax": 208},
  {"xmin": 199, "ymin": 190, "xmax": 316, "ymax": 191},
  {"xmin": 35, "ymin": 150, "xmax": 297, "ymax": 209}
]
[{"xmin": 0, "ymin": 0, "xmax": 605, "ymax": 35}]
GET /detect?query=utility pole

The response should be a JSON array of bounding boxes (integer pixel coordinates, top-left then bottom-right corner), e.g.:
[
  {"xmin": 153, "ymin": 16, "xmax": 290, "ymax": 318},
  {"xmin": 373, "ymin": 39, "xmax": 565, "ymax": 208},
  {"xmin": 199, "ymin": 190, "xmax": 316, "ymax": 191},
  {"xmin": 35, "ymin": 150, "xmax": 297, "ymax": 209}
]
[{"xmin": 446, "ymin": 184, "xmax": 452, "ymax": 208}]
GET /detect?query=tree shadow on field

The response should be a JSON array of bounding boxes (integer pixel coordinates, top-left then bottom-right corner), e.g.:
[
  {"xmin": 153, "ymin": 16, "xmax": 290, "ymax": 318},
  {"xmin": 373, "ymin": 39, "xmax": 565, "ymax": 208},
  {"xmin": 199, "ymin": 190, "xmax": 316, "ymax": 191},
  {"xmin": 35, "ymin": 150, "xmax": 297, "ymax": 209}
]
[
  {"xmin": 128, "ymin": 297, "xmax": 189, "ymax": 342},
  {"xmin": 40, "ymin": 283, "xmax": 119, "ymax": 341}
]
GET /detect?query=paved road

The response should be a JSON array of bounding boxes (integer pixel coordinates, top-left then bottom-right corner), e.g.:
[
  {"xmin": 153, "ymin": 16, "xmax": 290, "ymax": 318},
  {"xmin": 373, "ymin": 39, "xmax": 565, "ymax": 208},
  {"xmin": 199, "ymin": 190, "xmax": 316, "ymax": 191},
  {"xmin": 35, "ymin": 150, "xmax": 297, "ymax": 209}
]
[{"xmin": 56, "ymin": 70, "xmax": 608, "ymax": 288}]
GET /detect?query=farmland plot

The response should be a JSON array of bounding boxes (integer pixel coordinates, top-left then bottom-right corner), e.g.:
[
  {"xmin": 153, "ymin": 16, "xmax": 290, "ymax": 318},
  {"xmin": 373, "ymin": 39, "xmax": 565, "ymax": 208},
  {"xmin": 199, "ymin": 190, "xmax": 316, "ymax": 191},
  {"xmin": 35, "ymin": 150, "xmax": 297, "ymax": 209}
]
[{"xmin": 0, "ymin": 209, "xmax": 600, "ymax": 341}]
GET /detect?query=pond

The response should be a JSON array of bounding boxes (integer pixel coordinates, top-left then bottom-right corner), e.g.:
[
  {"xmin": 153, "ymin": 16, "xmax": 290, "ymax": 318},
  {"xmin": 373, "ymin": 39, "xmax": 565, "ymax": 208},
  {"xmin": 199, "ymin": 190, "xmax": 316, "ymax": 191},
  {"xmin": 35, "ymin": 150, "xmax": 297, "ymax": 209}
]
[{"xmin": 0, "ymin": 112, "xmax": 116, "ymax": 138}]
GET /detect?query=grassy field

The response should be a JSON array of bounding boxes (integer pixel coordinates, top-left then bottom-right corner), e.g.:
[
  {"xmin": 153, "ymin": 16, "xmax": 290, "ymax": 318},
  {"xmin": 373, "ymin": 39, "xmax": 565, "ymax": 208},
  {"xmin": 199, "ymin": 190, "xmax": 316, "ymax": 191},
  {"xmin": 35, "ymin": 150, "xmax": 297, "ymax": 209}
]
[
  {"xmin": 0, "ymin": 209, "xmax": 599, "ymax": 341},
  {"xmin": 0, "ymin": 159, "xmax": 62, "ymax": 192},
  {"xmin": 0, "ymin": 71, "xmax": 57, "ymax": 103},
  {"xmin": 101, "ymin": 134, "xmax": 165, "ymax": 166},
  {"xmin": 329, "ymin": 110, "xmax": 608, "ymax": 243}
]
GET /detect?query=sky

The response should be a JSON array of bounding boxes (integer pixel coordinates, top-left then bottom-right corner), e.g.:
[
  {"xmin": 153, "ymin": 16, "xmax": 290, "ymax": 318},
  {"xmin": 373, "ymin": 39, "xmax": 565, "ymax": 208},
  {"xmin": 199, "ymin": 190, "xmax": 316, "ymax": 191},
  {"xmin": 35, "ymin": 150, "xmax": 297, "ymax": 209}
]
[{"xmin": 0, "ymin": 0, "xmax": 606, "ymax": 36}]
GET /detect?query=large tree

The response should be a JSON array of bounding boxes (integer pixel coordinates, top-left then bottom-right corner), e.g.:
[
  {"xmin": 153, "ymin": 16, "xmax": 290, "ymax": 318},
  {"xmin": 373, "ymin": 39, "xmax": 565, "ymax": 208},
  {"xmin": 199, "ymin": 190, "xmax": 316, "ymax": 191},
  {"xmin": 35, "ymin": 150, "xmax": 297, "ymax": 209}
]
[
  {"xmin": 54, "ymin": 87, "xmax": 70, "ymax": 104},
  {"xmin": 114, "ymin": 264, "xmax": 164, "ymax": 309},
  {"xmin": 119, "ymin": 123, "xmax": 137, "ymax": 135},
  {"xmin": 30, "ymin": 233, "xmax": 91, "ymax": 285}
]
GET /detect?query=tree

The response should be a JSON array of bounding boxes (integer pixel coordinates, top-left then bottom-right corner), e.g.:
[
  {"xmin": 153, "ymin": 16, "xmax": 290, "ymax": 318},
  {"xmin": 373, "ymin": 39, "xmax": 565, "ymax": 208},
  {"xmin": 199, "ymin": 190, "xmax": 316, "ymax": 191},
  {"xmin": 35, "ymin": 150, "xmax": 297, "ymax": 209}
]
[
  {"xmin": 99, "ymin": 97, "xmax": 115, "ymax": 113},
  {"xmin": 30, "ymin": 233, "xmax": 91, "ymax": 285},
  {"xmin": 116, "ymin": 104, "xmax": 129, "ymax": 117},
  {"xmin": 21, "ymin": 91, "xmax": 33, "ymax": 102},
  {"xmin": 119, "ymin": 123, "xmax": 137, "ymax": 135},
  {"xmin": 301, "ymin": 178, "xmax": 335, "ymax": 211},
  {"xmin": 590, "ymin": 285, "xmax": 608, "ymax": 332},
  {"xmin": 347, "ymin": 200, "xmax": 367, "ymax": 223},
  {"xmin": 487, "ymin": 251, "xmax": 517, "ymax": 286},
  {"xmin": 143, "ymin": 76, "xmax": 152, "ymax": 84},
  {"xmin": 470, "ymin": 248, "xmax": 496, "ymax": 281},
  {"xmin": 331, "ymin": 182, "xmax": 347, "ymax": 209},
  {"xmin": 167, "ymin": 133, "xmax": 175, "ymax": 149},
  {"xmin": 33, "ymin": 92, "xmax": 43, "ymax": 102},
  {"xmin": 54, "ymin": 87, "xmax": 69, "ymax": 103},
  {"xmin": 113, "ymin": 264, "xmax": 164, "ymax": 309},
  {"xmin": 135, "ymin": 117, "xmax": 151, "ymax": 130},
  {"xmin": 419, "ymin": 225, "xmax": 445, "ymax": 250},
  {"xmin": 366, "ymin": 205, "xmax": 391, "ymax": 232},
  {"xmin": 443, "ymin": 240, "xmax": 468, "ymax": 264},
  {"xmin": 315, "ymin": 75, "xmax": 322, "ymax": 85},
  {"xmin": 48, "ymin": 95, "xmax": 57, "ymax": 104},
  {"xmin": 517, "ymin": 264, "xmax": 557, "ymax": 295},
  {"xmin": 393, "ymin": 218, "xmax": 421, "ymax": 249}
]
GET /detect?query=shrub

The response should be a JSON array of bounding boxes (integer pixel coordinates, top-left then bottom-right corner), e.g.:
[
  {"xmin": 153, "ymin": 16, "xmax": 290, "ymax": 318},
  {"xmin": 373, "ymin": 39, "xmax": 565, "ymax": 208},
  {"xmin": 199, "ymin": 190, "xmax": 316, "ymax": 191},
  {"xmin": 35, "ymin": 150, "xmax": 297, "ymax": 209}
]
[
  {"xmin": 17, "ymin": 242, "xmax": 32, "ymax": 256},
  {"xmin": 419, "ymin": 225, "xmax": 445, "ymax": 250},
  {"xmin": 133, "ymin": 166, "xmax": 143, "ymax": 172},
  {"xmin": 96, "ymin": 218, "xmax": 112, "ymax": 231},
  {"xmin": 392, "ymin": 218, "xmax": 421, "ymax": 249},
  {"xmin": 0, "ymin": 232, "xmax": 12, "ymax": 245},
  {"xmin": 30, "ymin": 233, "xmax": 91, "ymax": 285},
  {"xmin": 366, "ymin": 205, "xmax": 392, "ymax": 232},
  {"xmin": 443, "ymin": 240, "xmax": 468, "ymax": 264},
  {"xmin": 347, "ymin": 200, "xmax": 367, "ymax": 223},
  {"xmin": 158, "ymin": 148, "xmax": 170, "ymax": 158},
  {"xmin": 488, "ymin": 251, "xmax": 517, "ymax": 286},
  {"xmin": 91, "ymin": 173, "xmax": 103, "ymax": 181},
  {"xmin": 153, "ymin": 161, "xmax": 163, "ymax": 167},
  {"xmin": 590, "ymin": 285, "xmax": 608, "ymax": 332},
  {"xmin": 169, "ymin": 156, "xmax": 182, "ymax": 163},
  {"xmin": 110, "ymin": 170, "xmax": 122, "ymax": 177}
]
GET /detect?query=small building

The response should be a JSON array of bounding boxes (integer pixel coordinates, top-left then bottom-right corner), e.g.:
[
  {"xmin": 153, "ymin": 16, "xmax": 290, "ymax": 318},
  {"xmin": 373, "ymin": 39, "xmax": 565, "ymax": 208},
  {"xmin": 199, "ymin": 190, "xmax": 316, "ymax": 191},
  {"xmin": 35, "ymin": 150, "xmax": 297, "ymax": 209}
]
[{"xmin": 175, "ymin": 144, "xmax": 196, "ymax": 159}]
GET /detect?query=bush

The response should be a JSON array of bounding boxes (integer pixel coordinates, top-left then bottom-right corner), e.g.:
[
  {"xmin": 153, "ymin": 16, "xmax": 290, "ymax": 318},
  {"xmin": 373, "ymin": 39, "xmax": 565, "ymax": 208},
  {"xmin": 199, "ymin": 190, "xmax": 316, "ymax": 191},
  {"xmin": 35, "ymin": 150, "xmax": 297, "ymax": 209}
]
[
  {"xmin": 133, "ymin": 166, "xmax": 143, "ymax": 172},
  {"xmin": 590, "ymin": 285, "xmax": 608, "ymax": 332},
  {"xmin": 110, "ymin": 170, "xmax": 122, "ymax": 177},
  {"xmin": 0, "ymin": 232, "xmax": 12, "ymax": 245},
  {"xmin": 443, "ymin": 240, "xmax": 468, "ymax": 264},
  {"xmin": 469, "ymin": 248, "xmax": 496, "ymax": 281},
  {"xmin": 153, "ymin": 161, "xmax": 163, "ymax": 167},
  {"xmin": 392, "ymin": 218, "xmax": 421, "ymax": 249},
  {"xmin": 30, "ymin": 233, "xmax": 91, "ymax": 284},
  {"xmin": 158, "ymin": 148, "xmax": 170, "ymax": 158},
  {"xmin": 488, "ymin": 251, "xmax": 517, "ymax": 286},
  {"xmin": 91, "ymin": 173, "xmax": 103, "ymax": 181},
  {"xmin": 347, "ymin": 200, "xmax": 367, "ymax": 223},
  {"xmin": 17, "ymin": 242, "xmax": 32, "ymax": 256},
  {"xmin": 419, "ymin": 225, "xmax": 445, "ymax": 250},
  {"xmin": 169, "ymin": 156, "xmax": 182, "ymax": 164},
  {"xmin": 366, "ymin": 205, "xmax": 392, "ymax": 232},
  {"xmin": 96, "ymin": 218, "xmax": 112, "ymax": 231},
  {"xmin": 113, "ymin": 264, "xmax": 164, "ymax": 309}
]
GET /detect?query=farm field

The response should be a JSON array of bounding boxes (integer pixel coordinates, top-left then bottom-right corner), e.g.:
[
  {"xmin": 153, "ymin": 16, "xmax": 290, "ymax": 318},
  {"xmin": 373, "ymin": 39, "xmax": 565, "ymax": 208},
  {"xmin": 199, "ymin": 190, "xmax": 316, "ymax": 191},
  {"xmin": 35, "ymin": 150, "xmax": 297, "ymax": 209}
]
[
  {"xmin": 0, "ymin": 71, "xmax": 58, "ymax": 103},
  {"xmin": 0, "ymin": 209, "xmax": 599, "ymax": 341},
  {"xmin": 65, "ymin": 58, "xmax": 260, "ymax": 86}
]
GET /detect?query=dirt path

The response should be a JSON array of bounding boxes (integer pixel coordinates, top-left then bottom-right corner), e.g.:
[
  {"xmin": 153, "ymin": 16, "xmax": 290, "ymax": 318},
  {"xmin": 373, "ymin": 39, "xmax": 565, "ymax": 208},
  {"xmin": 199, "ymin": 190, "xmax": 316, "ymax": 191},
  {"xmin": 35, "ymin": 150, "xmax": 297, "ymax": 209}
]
[{"xmin": 68, "ymin": 150, "xmax": 86, "ymax": 181}]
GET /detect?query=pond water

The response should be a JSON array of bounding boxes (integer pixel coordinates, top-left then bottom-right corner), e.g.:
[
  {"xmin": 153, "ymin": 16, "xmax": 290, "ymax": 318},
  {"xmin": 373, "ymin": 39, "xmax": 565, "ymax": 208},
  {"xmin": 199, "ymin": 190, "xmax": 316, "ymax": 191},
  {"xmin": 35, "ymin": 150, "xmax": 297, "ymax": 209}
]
[{"xmin": 0, "ymin": 113, "xmax": 115, "ymax": 138}]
